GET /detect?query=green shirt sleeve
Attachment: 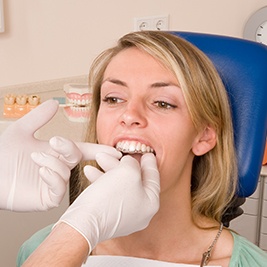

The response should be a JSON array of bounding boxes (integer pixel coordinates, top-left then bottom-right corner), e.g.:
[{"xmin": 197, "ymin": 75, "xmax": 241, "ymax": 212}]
[
  {"xmin": 230, "ymin": 231, "xmax": 267, "ymax": 267},
  {"xmin": 16, "ymin": 224, "xmax": 54, "ymax": 267}
]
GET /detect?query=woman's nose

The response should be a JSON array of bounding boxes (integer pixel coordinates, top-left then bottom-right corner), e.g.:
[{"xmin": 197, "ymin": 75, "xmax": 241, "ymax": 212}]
[{"xmin": 120, "ymin": 102, "xmax": 147, "ymax": 128}]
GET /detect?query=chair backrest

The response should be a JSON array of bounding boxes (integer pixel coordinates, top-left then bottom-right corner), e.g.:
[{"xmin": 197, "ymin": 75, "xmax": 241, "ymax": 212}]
[{"xmin": 171, "ymin": 31, "xmax": 267, "ymax": 197}]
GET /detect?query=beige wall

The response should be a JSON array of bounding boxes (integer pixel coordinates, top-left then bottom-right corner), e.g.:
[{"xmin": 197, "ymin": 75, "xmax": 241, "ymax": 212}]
[{"xmin": 1, "ymin": 0, "xmax": 267, "ymax": 88}]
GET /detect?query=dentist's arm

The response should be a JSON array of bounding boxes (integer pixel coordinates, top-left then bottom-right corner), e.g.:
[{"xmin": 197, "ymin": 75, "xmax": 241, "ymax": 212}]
[
  {"xmin": 22, "ymin": 153, "xmax": 160, "ymax": 267},
  {"xmin": 22, "ymin": 222, "xmax": 89, "ymax": 267}
]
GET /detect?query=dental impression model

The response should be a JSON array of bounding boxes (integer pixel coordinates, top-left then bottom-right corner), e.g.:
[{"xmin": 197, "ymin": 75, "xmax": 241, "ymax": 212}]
[
  {"xmin": 63, "ymin": 84, "xmax": 91, "ymax": 122},
  {"xmin": 3, "ymin": 94, "xmax": 40, "ymax": 118}
]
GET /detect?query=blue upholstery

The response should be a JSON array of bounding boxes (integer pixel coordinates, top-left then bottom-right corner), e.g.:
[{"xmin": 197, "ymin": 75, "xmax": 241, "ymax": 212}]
[{"xmin": 171, "ymin": 31, "xmax": 267, "ymax": 197}]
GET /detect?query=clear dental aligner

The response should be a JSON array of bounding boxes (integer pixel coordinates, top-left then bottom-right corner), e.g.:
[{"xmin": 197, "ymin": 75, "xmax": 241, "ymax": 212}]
[
  {"xmin": 116, "ymin": 140, "xmax": 154, "ymax": 155},
  {"xmin": 3, "ymin": 94, "xmax": 40, "ymax": 118}
]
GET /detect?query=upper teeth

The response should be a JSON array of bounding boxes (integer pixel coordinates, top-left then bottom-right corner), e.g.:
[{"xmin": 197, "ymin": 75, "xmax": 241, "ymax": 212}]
[
  {"xmin": 116, "ymin": 140, "xmax": 154, "ymax": 154},
  {"xmin": 68, "ymin": 98, "xmax": 91, "ymax": 106}
]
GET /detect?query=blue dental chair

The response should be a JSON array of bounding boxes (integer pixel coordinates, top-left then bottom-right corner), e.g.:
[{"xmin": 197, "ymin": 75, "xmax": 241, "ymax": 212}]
[
  {"xmin": 172, "ymin": 31, "xmax": 267, "ymax": 197},
  {"xmin": 171, "ymin": 32, "xmax": 267, "ymax": 224}
]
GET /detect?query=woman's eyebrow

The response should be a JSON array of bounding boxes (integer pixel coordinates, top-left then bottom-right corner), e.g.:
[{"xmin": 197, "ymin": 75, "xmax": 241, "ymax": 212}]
[
  {"xmin": 150, "ymin": 82, "xmax": 180, "ymax": 88},
  {"xmin": 102, "ymin": 79, "xmax": 180, "ymax": 89},
  {"xmin": 102, "ymin": 78, "xmax": 127, "ymax": 87}
]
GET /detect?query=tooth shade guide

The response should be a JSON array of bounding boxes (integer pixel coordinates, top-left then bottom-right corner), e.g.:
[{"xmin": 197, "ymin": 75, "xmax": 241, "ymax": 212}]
[{"xmin": 3, "ymin": 94, "xmax": 40, "ymax": 118}]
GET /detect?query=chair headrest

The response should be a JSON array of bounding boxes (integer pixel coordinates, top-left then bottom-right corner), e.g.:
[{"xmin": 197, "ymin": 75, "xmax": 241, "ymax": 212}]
[{"xmin": 171, "ymin": 31, "xmax": 267, "ymax": 197}]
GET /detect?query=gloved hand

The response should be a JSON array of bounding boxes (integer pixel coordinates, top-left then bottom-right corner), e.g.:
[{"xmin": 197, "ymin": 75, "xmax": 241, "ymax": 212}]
[
  {"xmin": 31, "ymin": 136, "xmax": 122, "ymax": 204},
  {"xmin": 0, "ymin": 100, "xmax": 59, "ymax": 211},
  {"xmin": 57, "ymin": 153, "xmax": 160, "ymax": 253},
  {"xmin": 0, "ymin": 99, "xmax": 121, "ymax": 212}
]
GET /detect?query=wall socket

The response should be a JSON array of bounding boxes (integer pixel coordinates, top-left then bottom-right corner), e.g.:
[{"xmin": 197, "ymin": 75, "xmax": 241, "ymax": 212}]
[{"xmin": 134, "ymin": 15, "xmax": 169, "ymax": 31}]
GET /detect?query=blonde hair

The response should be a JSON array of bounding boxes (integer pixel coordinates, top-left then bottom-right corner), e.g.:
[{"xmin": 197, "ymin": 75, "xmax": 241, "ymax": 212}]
[{"xmin": 72, "ymin": 31, "xmax": 238, "ymax": 223}]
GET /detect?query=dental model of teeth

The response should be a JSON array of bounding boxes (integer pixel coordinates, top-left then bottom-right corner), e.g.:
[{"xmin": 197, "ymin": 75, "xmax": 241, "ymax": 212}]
[
  {"xmin": 116, "ymin": 140, "xmax": 154, "ymax": 155},
  {"xmin": 3, "ymin": 94, "xmax": 40, "ymax": 118},
  {"xmin": 62, "ymin": 83, "xmax": 91, "ymax": 122}
]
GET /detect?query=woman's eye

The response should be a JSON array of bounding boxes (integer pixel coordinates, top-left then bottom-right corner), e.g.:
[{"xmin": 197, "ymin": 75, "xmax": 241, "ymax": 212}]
[
  {"xmin": 102, "ymin": 96, "xmax": 123, "ymax": 104},
  {"xmin": 154, "ymin": 101, "xmax": 177, "ymax": 109}
]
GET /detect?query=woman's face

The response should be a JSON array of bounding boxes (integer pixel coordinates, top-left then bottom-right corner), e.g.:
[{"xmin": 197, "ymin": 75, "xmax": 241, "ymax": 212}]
[{"xmin": 96, "ymin": 47, "xmax": 203, "ymax": 192}]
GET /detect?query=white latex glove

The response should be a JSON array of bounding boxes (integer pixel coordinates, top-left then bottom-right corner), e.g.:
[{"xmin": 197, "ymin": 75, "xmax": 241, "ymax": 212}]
[
  {"xmin": 0, "ymin": 100, "xmax": 60, "ymax": 211},
  {"xmin": 58, "ymin": 153, "xmax": 160, "ymax": 253},
  {"xmin": 0, "ymin": 99, "xmax": 121, "ymax": 212},
  {"xmin": 31, "ymin": 136, "xmax": 122, "ymax": 201}
]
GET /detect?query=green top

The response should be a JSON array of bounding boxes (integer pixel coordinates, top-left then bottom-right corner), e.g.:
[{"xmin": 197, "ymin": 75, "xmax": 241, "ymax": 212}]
[
  {"xmin": 17, "ymin": 224, "xmax": 267, "ymax": 267},
  {"xmin": 230, "ymin": 231, "xmax": 267, "ymax": 266}
]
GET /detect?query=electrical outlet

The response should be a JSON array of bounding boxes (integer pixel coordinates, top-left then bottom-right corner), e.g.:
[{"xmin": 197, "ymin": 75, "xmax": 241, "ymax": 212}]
[
  {"xmin": 134, "ymin": 17, "xmax": 152, "ymax": 31},
  {"xmin": 134, "ymin": 15, "xmax": 169, "ymax": 31}
]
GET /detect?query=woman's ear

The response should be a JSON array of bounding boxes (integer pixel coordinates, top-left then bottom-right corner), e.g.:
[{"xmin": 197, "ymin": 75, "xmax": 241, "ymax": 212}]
[{"xmin": 192, "ymin": 126, "xmax": 217, "ymax": 156}]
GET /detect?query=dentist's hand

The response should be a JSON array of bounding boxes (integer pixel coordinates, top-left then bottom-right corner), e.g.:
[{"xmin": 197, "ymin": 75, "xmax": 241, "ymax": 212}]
[
  {"xmin": 31, "ymin": 137, "xmax": 122, "ymax": 206},
  {"xmin": 0, "ymin": 99, "xmax": 121, "ymax": 212},
  {"xmin": 0, "ymin": 100, "xmax": 60, "ymax": 211},
  {"xmin": 57, "ymin": 153, "xmax": 160, "ymax": 253}
]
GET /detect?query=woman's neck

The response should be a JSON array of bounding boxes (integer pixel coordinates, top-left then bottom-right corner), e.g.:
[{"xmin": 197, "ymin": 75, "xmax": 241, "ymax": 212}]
[
  {"xmin": 92, "ymin": 179, "xmax": 231, "ymax": 266},
  {"xmin": 94, "ymin": 188, "xmax": 210, "ymax": 262}
]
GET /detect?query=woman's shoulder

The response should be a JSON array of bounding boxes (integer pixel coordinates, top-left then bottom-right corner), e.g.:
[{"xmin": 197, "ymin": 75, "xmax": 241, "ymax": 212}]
[
  {"xmin": 16, "ymin": 224, "xmax": 54, "ymax": 267},
  {"xmin": 229, "ymin": 231, "xmax": 267, "ymax": 267}
]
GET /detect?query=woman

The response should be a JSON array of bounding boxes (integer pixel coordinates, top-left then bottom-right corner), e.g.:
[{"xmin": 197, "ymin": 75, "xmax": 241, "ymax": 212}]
[{"xmin": 18, "ymin": 31, "xmax": 267, "ymax": 267}]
